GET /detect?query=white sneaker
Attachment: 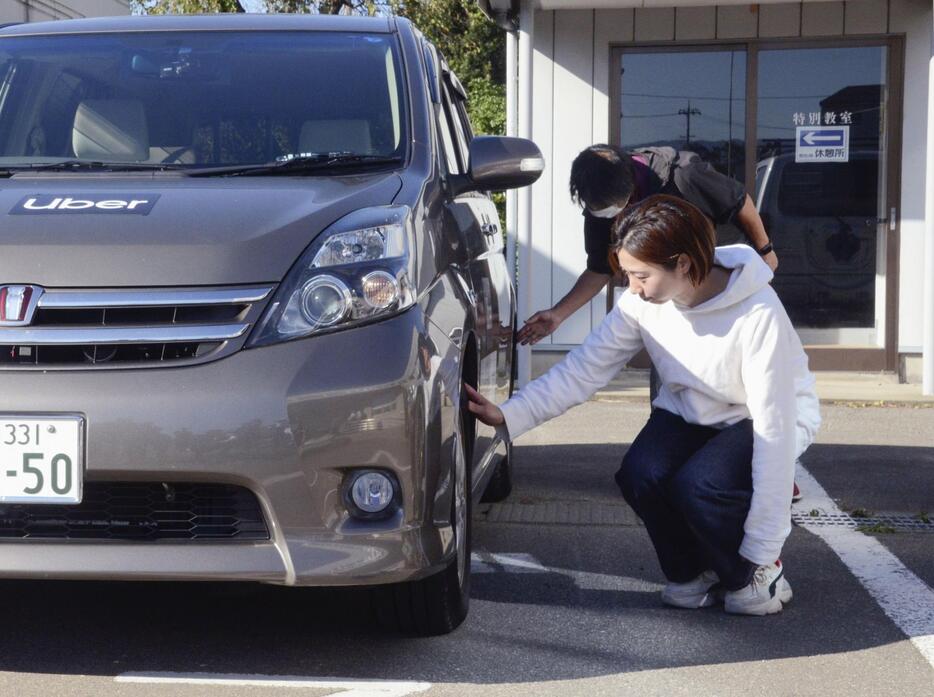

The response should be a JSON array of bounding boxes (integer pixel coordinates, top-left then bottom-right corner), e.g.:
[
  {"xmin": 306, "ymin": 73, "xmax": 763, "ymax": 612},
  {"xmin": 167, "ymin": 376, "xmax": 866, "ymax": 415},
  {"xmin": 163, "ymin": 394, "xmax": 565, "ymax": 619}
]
[
  {"xmin": 661, "ymin": 570, "xmax": 721, "ymax": 609},
  {"xmin": 724, "ymin": 560, "xmax": 793, "ymax": 616}
]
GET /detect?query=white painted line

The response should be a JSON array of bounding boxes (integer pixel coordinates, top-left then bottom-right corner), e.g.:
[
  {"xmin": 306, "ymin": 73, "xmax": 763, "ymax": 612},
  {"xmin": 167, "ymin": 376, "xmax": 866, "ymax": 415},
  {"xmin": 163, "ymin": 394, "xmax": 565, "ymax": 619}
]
[
  {"xmin": 794, "ymin": 465, "xmax": 934, "ymax": 670},
  {"xmin": 555, "ymin": 567, "xmax": 665, "ymax": 593},
  {"xmin": 471, "ymin": 551, "xmax": 663, "ymax": 592},
  {"xmin": 115, "ymin": 673, "xmax": 431, "ymax": 697},
  {"xmin": 488, "ymin": 552, "xmax": 549, "ymax": 572},
  {"xmin": 470, "ymin": 550, "xmax": 497, "ymax": 574}
]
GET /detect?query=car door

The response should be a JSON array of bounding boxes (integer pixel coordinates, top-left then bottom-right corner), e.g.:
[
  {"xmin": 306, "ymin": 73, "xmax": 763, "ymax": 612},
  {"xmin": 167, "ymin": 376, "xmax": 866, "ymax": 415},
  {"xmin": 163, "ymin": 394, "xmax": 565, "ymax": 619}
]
[
  {"xmin": 436, "ymin": 72, "xmax": 511, "ymax": 476},
  {"xmin": 447, "ymin": 77, "xmax": 515, "ymax": 410}
]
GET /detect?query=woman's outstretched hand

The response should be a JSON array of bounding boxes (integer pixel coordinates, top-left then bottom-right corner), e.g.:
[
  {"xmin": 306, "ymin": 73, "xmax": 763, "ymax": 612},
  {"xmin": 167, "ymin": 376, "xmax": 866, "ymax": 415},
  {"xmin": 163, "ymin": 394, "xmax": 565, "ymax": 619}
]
[{"xmin": 464, "ymin": 384, "xmax": 505, "ymax": 427}]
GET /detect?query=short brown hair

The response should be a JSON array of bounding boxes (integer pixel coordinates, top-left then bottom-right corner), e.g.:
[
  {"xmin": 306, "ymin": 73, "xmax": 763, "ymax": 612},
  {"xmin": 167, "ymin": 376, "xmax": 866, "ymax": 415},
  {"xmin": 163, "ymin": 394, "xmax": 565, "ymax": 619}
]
[{"xmin": 609, "ymin": 194, "xmax": 716, "ymax": 286}]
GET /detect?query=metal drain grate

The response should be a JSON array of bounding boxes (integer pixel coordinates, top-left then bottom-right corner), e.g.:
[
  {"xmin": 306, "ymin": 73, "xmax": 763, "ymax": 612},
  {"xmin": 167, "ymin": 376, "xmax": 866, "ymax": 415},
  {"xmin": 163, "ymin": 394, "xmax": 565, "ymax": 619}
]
[
  {"xmin": 477, "ymin": 501, "xmax": 642, "ymax": 527},
  {"xmin": 793, "ymin": 511, "xmax": 934, "ymax": 532}
]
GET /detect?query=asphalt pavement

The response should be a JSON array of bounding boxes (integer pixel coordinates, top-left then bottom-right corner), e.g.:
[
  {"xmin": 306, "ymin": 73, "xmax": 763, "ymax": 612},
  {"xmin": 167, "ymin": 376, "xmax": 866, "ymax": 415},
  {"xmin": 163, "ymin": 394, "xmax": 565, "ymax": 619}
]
[{"xmin": 0, "ymin": 399, "xmax": 930, "ymax": 697}]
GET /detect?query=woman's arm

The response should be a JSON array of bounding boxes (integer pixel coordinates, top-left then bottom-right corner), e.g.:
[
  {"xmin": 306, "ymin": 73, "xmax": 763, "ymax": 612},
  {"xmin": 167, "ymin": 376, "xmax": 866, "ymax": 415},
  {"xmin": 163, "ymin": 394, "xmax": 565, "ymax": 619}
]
[
  {"xmin": 738, "ymin": 308, "xmax": 798, "ymax": 566},
  {"xmin": 495, "ymin": 299, "xmax": 644, "ymax": 441}
]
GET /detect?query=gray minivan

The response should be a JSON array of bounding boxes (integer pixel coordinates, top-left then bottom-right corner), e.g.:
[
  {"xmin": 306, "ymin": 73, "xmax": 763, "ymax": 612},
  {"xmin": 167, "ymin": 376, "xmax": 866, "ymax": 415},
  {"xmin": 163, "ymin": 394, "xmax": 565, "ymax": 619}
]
[{"xmin": 0, "ymin": 14, "xmax": 542, "ymax": 635}]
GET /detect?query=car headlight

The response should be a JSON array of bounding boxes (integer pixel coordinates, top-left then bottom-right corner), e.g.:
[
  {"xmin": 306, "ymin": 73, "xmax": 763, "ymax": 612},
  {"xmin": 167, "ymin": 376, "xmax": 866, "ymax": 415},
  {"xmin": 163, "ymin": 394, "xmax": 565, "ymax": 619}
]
[{"xmin": 247, "ymin": 205, "xmax": 416, "ymax": 347}]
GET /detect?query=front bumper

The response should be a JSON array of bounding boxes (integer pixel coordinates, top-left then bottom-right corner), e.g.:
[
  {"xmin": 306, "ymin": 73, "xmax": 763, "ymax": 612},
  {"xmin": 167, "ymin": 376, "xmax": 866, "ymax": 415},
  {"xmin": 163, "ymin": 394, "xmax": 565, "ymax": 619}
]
[{"xmin": 0, "ymin": 307, "xmax": 457, "ymax": 586}]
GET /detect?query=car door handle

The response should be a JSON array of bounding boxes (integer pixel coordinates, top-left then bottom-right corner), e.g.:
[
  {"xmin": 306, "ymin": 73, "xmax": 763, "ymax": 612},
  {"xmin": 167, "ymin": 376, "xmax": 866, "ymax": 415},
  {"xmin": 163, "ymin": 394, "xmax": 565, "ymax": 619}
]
[{"xmin": 481, "ymin": 223, "xmax": 499, "ymax": 237}]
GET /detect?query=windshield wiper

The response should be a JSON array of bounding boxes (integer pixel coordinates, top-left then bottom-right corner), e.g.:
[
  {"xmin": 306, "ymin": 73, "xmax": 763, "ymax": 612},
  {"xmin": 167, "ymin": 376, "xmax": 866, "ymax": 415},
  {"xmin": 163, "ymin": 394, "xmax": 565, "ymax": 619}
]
[
  {"xmin": 184, "ymin": 153, "xmax": 403, "ymax": 177},
  {"xmin": 0, "ymin": 160, "xmax": 187, "ymax": 176}
]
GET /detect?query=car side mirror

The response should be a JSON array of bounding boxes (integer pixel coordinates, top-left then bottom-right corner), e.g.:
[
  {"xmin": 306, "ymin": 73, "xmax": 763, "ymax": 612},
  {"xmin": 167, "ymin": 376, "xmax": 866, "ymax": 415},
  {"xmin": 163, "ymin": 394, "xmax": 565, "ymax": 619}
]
[{"xmin": 449, "ymin": 136, "xmax": 544, "ymax": 196}]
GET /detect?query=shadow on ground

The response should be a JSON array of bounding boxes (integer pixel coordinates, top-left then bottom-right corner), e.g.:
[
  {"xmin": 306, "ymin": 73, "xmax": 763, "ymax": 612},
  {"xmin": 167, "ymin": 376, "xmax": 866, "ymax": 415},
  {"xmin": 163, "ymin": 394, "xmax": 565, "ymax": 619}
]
[{"xmin": 0, "ymin": 440, "xmax": 926, "ymax": 683}]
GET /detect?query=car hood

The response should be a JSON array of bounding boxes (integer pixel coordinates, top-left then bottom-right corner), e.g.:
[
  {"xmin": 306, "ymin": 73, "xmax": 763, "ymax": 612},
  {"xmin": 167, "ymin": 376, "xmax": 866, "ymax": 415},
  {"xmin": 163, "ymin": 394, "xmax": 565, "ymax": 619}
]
[{"xmin": 0, "ymin": 173, "xmax": 403, "ymax": 287}]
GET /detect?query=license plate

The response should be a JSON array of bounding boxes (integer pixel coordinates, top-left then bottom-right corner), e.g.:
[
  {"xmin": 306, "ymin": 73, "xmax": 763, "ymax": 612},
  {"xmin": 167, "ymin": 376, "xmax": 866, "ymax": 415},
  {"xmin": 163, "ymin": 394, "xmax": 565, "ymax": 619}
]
[{"xmin": 0, "ymin": 415, "xmax": 84, "ymax": 503}]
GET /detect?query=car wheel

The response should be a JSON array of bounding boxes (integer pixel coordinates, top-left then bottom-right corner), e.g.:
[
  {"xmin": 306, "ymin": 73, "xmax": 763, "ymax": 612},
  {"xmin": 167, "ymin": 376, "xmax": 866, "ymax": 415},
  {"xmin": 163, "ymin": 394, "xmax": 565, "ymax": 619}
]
[
  {"xmin": 480, "ymin": 442, "xmax": 512, "ymax": 503},
  {"xmin": 375, "ymin": 401, "xmax": 472, "ymax": 636},
  {"xmin": 482, "ymin": 327, "xmax": 515, "ymax": 503}
]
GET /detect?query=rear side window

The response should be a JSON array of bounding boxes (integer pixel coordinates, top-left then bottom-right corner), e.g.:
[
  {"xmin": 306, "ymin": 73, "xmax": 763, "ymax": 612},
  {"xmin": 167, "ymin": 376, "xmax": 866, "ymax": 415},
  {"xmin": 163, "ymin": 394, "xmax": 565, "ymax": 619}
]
[
  {"xmin": 0, "ymin": 31, "xmax": 407, "ymax": 167},
  {"xmin": 437, "ymin": 88, "xmax": 462, "ymax": 174},
  {"xmin": 443, "ymin": 82, "xmax": 469, "ymax": 164},
  {"xmin": 778, "ymin": 157, "xmax": 878, "ymax": 217}
]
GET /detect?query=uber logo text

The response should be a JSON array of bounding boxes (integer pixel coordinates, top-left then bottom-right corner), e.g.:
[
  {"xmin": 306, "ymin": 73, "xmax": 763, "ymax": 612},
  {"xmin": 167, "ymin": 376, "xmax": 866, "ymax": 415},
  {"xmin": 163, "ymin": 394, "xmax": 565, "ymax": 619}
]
[{"xmin": 11, "ymin": 194, "xmax": 160, "ymax": 215}]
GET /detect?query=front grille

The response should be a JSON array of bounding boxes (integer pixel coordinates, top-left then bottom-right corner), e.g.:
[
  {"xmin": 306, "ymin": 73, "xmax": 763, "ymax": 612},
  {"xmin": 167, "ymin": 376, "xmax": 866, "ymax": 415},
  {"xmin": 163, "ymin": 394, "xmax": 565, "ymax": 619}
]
[
  {"xmin": 31, "ymin": 304, "xmax": 247, "ymax": 327},
  {"xmin": 0, "ymin": 285, "xmax": 272, "ymax": 369},
  {"xmin": 0, "ymin": 482, "xmax": 269, "ymax": 541}
]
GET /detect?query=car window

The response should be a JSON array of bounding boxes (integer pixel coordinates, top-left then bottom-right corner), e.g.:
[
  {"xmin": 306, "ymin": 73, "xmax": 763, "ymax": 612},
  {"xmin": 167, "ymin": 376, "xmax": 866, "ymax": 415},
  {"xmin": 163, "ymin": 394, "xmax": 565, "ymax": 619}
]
[
  {"xmin": 777, "ymin": 157, "xmax": 878, "ymax": 217},
  {"xmin": 754, "ymin": 163, "xmax": 768, "ymax": 204},
  {"xmin": 437, "ymin": 91, "xmax": 462, "ymax": 175},
  {"xmin": 0, "ymin": 31, "xmax": 407, "ymax": 168},
  {"xmin": 454, "ymin": 98, "xmax": 474, "ymax": 140},
  {"xmin": 443, "ymin": 82, "xmax": 470, "ymax": 166}
]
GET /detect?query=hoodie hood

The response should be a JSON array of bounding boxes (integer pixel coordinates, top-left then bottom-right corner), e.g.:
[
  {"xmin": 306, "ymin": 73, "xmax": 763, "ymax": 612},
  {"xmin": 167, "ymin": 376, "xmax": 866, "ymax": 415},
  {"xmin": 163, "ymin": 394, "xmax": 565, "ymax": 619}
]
[{"xmin": 677, "ymin": 244, "xmax": 774, "ymax": 314}]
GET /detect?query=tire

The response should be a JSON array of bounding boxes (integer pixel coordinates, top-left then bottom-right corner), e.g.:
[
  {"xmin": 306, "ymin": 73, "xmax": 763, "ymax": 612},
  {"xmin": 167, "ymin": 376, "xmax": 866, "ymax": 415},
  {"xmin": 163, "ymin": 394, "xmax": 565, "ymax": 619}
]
[
  {"xmin": 480, "ymin": 443, "xmax": 512, "ymax": 503},
  {"xmin": 374, "ymin": 401, "xmax": 473, "ymax": 636},
  {"xmin": 483, "ymin": 325, "xmax": 516, "ymax": 503},
  {"xmin": 510, "ymin": 312, "xmax": 519, "ymax": 397}
]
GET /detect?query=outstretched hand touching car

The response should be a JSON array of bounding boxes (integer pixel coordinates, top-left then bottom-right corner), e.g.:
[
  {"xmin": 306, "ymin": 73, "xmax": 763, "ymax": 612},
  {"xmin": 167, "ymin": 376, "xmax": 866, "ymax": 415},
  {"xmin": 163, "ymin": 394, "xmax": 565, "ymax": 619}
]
[{"xmin": 465, "ymin": 384, "xmax": 505, "ymax": 428}]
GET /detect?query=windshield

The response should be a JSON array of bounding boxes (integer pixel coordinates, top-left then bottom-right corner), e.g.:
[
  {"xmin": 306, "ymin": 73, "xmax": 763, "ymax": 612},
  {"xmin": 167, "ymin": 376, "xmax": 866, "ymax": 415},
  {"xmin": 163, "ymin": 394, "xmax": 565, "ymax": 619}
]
[{"xmin": 0, "ymin": 31, "xmax": 407, "ymax": 170}]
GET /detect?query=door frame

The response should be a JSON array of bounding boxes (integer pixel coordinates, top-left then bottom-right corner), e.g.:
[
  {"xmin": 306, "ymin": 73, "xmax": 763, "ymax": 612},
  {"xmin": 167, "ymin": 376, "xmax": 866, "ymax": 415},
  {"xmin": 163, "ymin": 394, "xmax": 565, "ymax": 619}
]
[{"xmin": 608, "ymin": 35, "xmax": 905, "ymax": 372}]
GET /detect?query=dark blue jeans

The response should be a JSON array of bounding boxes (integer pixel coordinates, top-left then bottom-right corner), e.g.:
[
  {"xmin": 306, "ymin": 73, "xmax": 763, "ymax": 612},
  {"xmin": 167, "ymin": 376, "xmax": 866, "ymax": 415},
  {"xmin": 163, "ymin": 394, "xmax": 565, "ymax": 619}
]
[{"xmin": 615, "ymin": 408, "xmax": 757, "ymax": 591}]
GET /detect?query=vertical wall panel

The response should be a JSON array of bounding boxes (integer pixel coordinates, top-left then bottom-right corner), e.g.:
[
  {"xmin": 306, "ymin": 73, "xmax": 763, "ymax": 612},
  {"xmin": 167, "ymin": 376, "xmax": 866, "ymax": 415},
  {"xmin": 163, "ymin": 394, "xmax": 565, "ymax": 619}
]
[
  {"xmin": 675, "ymin": 7, "xmax": 717, "ymax": 41},
  {"xmin": 891, "ymin": 0, "xmax": 929, "ymax": 351},
  {"xmin": 593, "ymin": 9, "xmax": 634, "ymax": 146},
  {"xmin": 0, "ymin": 0, "xmax": 131, "ymax": 20},
  {"xmin": 717, "ymin": 4, "xmax": 759, "ymax": 39},
  {"xmin": 591, "ymin": 8, "xmax": 634, "ymax": 328},
  {"xmin": 844, "ymin": 0, "xmax": 888, "ymax": 35},
  {"xmin": 71, "ymin": 0, "xmax": 131, "ymax": 15},
  {"xmin": 802, "ymin": 1, "xmax": 846, "ymax": 36},
  {"xmin": 758, "ymin": 3, "xmax": 802, "ymax": 38},
  {"xmin": 530, "ymin": 10, "xmax": 555, "ymax": 343},
  {"xmin": 634, "ymin": 7, "xmax": 675, "ymax": 41},
  {"xmin": 551, "ymin": 10, "xmax": 595, "ymax": 346}
]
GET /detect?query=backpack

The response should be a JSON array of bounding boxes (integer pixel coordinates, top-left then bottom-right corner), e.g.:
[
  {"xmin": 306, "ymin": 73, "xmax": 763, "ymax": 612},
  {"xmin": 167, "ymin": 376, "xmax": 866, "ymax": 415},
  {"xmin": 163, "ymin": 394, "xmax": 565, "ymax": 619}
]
[{"xmin": 631, "ymin": 146, "xmax": 700, "ymax": 197}]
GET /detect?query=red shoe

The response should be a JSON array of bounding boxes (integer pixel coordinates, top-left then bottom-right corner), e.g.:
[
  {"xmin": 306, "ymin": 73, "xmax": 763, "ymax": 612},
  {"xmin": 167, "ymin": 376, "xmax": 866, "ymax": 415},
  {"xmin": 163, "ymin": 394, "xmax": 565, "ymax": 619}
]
[{"xmin": 792, "ymin": 482, "xmax": 802, "ymax": 503}]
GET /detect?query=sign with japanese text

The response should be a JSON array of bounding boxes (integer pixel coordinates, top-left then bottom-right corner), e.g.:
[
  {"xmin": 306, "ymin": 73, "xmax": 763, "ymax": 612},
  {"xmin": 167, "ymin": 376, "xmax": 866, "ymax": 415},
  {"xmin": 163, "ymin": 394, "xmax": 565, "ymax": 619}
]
[{"xmin": 795, "ymin": 125, "xmax": 850, "ymax": 163}]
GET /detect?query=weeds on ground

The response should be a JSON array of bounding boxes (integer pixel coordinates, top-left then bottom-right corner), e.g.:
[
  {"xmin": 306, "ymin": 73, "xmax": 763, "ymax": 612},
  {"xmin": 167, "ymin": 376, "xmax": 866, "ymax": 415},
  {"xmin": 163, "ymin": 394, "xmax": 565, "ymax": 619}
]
[{"xmin": 855, "ymin": 523, "xmax": 898, "ymax": 534}]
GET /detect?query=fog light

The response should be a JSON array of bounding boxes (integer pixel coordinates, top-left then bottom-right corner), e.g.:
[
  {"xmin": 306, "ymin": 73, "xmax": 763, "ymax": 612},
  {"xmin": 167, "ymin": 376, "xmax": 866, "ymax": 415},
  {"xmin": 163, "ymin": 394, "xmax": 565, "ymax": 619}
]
[
  {"xmin": 361, "ymin": 271, "xmax": 399, "ymax": 310},
  {"xmin": 349, "ymin": 470, "xmax": 396, "ymax": 515}
]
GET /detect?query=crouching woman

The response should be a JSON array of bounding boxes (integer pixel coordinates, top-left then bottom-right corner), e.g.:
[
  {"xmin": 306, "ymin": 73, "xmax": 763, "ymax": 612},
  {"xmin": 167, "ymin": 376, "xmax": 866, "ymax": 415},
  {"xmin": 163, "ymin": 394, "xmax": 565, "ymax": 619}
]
[{"xmin": 466, "ymin": 194, "xmax": 820, "ymax": 616}]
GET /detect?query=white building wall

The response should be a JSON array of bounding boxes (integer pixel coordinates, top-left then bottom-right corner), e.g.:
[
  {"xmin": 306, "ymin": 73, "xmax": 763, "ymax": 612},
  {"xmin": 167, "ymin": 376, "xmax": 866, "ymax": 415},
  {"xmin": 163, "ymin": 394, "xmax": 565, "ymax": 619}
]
[
  {"xmin": 531, "ymin": 9, "xmax": 555, "ymax": 341},
  {"xmin": 892, "ymin": 0, "xmax": 930, "ymax": 355},
  {"xmin": 0, "ymin": 0, "xmax": 130, "ymax": 23},
  {"xmin": 551, "ymin": 9, "xmax": 597, "ymax": 344},
  {"xmin": 529, "ymin": 0, "xmax": 929, "ymax": 361}
]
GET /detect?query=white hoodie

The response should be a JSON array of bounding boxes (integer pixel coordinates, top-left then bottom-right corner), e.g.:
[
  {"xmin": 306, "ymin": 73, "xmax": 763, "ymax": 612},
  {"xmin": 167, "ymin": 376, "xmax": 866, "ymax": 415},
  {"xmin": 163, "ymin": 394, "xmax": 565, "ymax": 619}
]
[{"xmin": 500, "ymin": 245, "xmax": 821, "ymax": 565}]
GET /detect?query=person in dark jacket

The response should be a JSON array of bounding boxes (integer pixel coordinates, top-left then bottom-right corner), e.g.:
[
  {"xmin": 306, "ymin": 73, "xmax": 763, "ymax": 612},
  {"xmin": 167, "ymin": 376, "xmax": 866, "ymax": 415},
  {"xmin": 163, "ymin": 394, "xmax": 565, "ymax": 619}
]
[{"xmin": 517, "ymin": 144, "xmax": 777, "ymax": 346}]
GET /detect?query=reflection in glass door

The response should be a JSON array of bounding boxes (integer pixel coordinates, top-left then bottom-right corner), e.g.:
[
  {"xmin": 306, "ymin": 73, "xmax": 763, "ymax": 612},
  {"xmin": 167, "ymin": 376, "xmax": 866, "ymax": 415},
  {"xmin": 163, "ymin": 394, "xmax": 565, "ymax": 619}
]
[
  {"xmin": 754, "ymin": 46, "xmax": 888, "ymax": 346},
  {"xmin": 618, "ymin": 49, "xmax": 747, "ymax": 185}
]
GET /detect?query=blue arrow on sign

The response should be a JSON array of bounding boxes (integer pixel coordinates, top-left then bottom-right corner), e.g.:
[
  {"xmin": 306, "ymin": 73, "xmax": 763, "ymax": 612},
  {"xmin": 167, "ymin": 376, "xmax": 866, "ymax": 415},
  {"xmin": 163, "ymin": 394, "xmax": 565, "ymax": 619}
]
[{"xmin": 799, "ymin": 128, "xmax": 846, "ymax": 147}]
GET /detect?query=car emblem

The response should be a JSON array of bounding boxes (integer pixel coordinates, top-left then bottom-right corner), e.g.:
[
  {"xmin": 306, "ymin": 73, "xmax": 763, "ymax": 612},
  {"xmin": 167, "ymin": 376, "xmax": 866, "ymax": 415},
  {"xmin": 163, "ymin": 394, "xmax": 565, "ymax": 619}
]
[{"xmin": 0, "ymin": 285, "xmax": 43, "ymax": 326}]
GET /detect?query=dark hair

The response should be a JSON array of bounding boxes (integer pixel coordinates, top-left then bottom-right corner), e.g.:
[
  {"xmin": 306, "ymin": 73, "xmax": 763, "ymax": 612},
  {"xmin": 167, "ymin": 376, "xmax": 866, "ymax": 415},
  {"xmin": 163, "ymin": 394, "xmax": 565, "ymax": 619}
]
[
  {"xmin": 609, "ymin": 194, "xmax": 715, "ymax": 286},
  {"xmin": 569, "ymin": 144, "xmax": 635, "ymax": 209}
]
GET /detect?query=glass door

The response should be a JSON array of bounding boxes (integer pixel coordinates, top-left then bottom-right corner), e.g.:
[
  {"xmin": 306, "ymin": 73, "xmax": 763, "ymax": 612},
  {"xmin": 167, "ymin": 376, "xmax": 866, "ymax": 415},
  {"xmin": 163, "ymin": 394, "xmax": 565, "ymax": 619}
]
[
  {"xmin": 755, "ymin": 45, "xmax": 889, "ymax": 347},
  {"xmin": 617, "ymin": 48, "xmax": 747, "ymax": 183},
  {"xmin": 613, "ymin": 39, "xmax": 901, "ymax": 368}
]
